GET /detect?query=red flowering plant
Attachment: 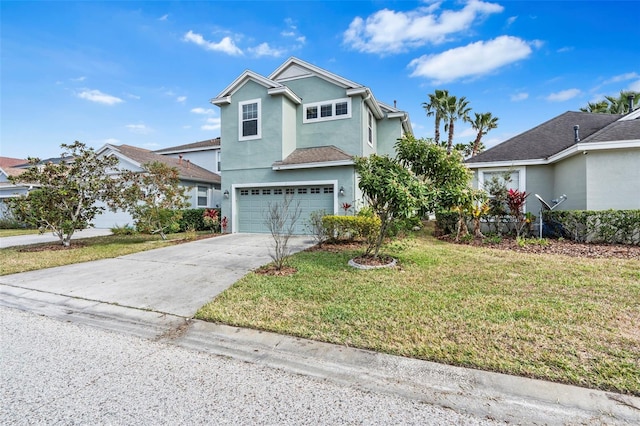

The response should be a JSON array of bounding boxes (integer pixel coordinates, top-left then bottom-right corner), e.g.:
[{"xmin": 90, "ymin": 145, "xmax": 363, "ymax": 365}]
[
  {"xmin": 341, "ymin": 202, "xmax": 352, "ymax": 215},
  {"xmin": 220, "ymin": 216, "xmax": 228, "ymax": 233},
  {"xmin": 506, "ymin": 189, "xmax": 531, "ymax": 237},
  {"xmin": 202, "ymin": 208, "xmax": 219, "ymax": 233}
]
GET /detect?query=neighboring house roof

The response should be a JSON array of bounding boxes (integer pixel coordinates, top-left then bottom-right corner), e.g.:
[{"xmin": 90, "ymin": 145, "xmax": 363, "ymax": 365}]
[
  {"xmin": 467, "ymin": 111, "xmax": 626, "ymax": 164},
  {"xmin": 272, "ymin": 146, "xmax": 353, "ymax": 170},
  {"xmin": 154, "ymin": 138, "xmax": 220, "ymax": 154},
  {"xmin": 1, "ymin": 167, "xmax": 28, "ymax": 178},
  {"xmin": 100, "ymin": 144, "xmax": 221, "ymax": 184},
  {"xmin": 0, "ymin": 157, "xmax": 27, "ymax": 168}
]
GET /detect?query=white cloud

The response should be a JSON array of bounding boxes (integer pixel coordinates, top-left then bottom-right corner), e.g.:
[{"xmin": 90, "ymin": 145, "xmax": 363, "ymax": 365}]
[
  {"xmin": 511, "ymin": 92, "xmax": 529, "ymax": 101},
  {"xmin": 546, "ymin": 88, "xmax": 581, "ymax": 102},
  {"xmin": 557, "ymin": 46, "xmax": 573, "ymax": 53},
  {"xmin": 201, "ymin": 117, "xmax": 221, "ymax": 131},
  {"xmin": 126, "ymin": 93, "xmax": 141, "ymax": 100},
  {"xmin": 176, "ymin": 96, "xmax": 187, "ymax": 103},
  {"xmin": 77, "ymin": 89, "xmax": 123, "ymax": 105},
  {"xmin": 506, "ymin": 16, "xmax": 517, "ymax": 26},
  {"xmin": 343, "ymin": 0, "xmax": 504, "ymax": 54},
  {"xmin": 409, "ymin": 36, "xmax": 533, "ymax": 83},
  {"xmin": 628, "ymin": 80, "xmax": 640, "ymax": 92},
  {"xmin": 183, "ymin": 30, "xmax": 243, "ymax": 56},
  {"xmin": 159, "ymin": 14, "xmax": 169, "ymax": 21},
  {"xmin": 70, "ymin": 76, "xmax": 86, "ymax": 82},
  {"xmin": 104, "ymin": 138, "xmax": 120, "ymax": 145},
  {"xmin": 605, "ymin": 72, "xmax": 640, "ymax": 84},
  {"xmin": 191, "ymin": 107, "xmax": 216, "ymax": 115},
  {"xmin": 125, "ymin": 124, "xmax": 152, "ymax": 134},
  {"xmin": 248, "ymin": 42, "xmax": 286, "ymax": 57}
]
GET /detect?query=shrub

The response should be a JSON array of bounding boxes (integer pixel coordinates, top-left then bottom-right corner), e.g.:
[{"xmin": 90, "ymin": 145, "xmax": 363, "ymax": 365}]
[
  {"xmin": 322, "ymin": 215, "xmax": 381, "ymax": 245},
  {"xmin": 179, "ymin": 208, "xmax": 207, "ymax": 231},
  {"xmin": 305, "ymin": 210, "xmax": 329, "ymax": 246},
  {"xmin": 545, "ymin": 209, "xmax": 640, "ymax": 244},
  {"xmin": 110, "ymin": 224, "xmax": 137, "ymax": 235},
  {"xmin": 435, "ymin": 211, "xmax": 458, "ymax": 236}
]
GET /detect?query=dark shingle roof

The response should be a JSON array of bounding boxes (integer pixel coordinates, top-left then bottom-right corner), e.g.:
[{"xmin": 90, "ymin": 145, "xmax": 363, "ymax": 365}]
[
  {"xmin": 154, "ymin": 138, "xmax": 220, "ymax": 154},
  {"xmin": 467, "ymin": 111, "xmax": 624, "ymax": 163},
  {"xmin": 583, "ymin": 119, "xmax": 640, "ymax": 143},
  {"xmin": 273, "ymin": 146, "xmax": 353, "ymax": 166},
  {"xmin": 114, "ymin": 145, "xmax": 220, "ymax": 184}
]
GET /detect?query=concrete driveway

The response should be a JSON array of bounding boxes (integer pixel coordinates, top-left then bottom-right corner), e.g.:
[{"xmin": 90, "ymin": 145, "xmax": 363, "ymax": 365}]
[{"xmin": 0, "ymin": 234, "xmax": 315, "ymax": 317}]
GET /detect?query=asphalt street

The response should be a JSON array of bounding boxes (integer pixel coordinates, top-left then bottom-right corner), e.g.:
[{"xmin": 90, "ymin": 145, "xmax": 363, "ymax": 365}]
[{"xmin": 1, "ymin": 306, "xmax": 499, "ymax": 425}]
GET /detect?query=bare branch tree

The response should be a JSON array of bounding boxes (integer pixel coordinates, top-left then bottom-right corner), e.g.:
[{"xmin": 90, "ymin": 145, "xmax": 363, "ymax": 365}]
[{"xmin": 264, "ymin": 195, "xmax": 302, "ymax": 270}]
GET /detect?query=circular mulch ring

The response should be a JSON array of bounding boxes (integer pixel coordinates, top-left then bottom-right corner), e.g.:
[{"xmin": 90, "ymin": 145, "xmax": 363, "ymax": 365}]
[{"xmin": 348, "ymin": 255, "xmax": 397, "ymax": 270}]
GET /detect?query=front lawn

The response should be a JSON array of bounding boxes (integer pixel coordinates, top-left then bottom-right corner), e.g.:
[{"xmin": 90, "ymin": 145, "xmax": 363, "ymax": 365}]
[
  {"xmin": 0, "ymin": 229, "xmax": 39, "ymax": 237},
  {"xmin": 196, "ymin": 229, "xmax": 640, "ymax": 396}
]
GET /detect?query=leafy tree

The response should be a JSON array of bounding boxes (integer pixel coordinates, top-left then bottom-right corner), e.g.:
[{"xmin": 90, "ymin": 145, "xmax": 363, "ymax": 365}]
[
  {"xmin": 119, "ymin": 161, "xmax": 190, "ymax": 240},
  {"xmin": 354, "ymin": 154, "xmax": 426, "ymax": 258},
  {"xmin": 422, "ymin": 89, "xmax": 449, "ymax": 145},
  {"xmin": 443, "ymin": 94, "xmax": 471, "ymax": 154},
  {"xmin": 580, "ymin": 91, "xmax": 639, "ymax": 114},
  {"xmin": 7, "ymin": 141, "xmax": 122, "ymax": 246},
  {"xmin": 470, "ymin": 112, "xmax": 499, "ymax": 157}
]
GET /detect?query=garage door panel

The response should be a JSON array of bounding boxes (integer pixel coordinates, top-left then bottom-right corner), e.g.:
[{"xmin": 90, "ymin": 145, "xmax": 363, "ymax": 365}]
[{"xmin": 237, "ymin": 185, "xmax": 334, "ymax": 234}]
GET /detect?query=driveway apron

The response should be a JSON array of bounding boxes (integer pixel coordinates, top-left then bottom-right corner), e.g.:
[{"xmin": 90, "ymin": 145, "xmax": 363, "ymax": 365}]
[{"xmin": 0, "ymin": 234, "xmax": 315, "ymax": 317}]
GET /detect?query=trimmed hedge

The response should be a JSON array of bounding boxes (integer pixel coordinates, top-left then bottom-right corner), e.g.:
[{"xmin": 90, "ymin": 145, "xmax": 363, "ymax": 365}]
[
  {"xmin": 178, "ymin": 208, "xmax": 221, "ymax": 232},
  {"xmin": 322, "ymin": 215, "xmax": 381, "ymax": 242},
  {"xmin": 545, "ymin": 209, "xmax": 640, "ymax": 245}
]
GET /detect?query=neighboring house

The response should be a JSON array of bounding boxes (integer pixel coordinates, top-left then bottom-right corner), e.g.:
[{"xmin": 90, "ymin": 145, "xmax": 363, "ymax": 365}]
[
  {"xmin": 0, "ymin": 158, "xmax": 28, "ymax": 219},
  {"xmin": 154, "ymin": 138, "xmax": 221, "ymax": 175},
  {"xmin": 94, "ymin": 144, "xmax": 222, "ymax": 229},
  {"xmin": 210, "ymin": 57, "xmax": 412, "ymax": 233},
  {"xmin": 466, "ymin": 109, "xmax": 640, "ymax": 218}
]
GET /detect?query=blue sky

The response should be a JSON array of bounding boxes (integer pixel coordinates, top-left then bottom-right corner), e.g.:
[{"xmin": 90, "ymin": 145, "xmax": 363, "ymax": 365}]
[{"xmin": 2, "ymin": 0, "xmax": 639, "ymax": 160}]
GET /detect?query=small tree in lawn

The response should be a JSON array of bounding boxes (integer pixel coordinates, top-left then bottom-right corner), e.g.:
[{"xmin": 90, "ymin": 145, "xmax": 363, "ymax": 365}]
[
  {"xmin": 119, "ymin": 161, "xmax": 190, "ymax": 240},
  {"xmin": 7, "ymin": 141, "xmax": 122, "ymax": 247},
  {"xmin": 264, "ymin": 196, "xmax": 302, "ymax": 270},
  {"xmin": 354, "ymin": 154, "xmax": 426, "ymax": 258}
]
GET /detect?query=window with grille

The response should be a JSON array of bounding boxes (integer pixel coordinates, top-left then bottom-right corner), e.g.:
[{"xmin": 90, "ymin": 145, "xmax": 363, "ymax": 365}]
[{"xmin": 239, "ymin": 99, "xmax": 261, "ymax": 140}]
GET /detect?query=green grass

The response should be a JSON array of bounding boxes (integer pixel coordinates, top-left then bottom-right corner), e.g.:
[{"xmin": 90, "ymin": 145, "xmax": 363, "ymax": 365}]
[
  {"xmin": 0, "ymin": 232, "xmax": 210, "ymax": 275},
  {"xmin": 0, "ymin": 228, "xmax": 39, "ymax": 237},
  {"xmin": 196, "ymin": 230, "xmax": 640, "ymax": 396}
]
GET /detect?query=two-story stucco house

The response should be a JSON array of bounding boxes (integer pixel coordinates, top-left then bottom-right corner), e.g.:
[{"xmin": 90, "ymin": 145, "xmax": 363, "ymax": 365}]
[{"xmin": 210, "ymin": 57, "xmax": 412, "ymax": 234}]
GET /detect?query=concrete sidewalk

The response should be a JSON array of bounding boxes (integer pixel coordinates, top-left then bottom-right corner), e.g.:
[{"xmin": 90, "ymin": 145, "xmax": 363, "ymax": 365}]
[{"xmin": 0, "ymin": 228, "xmax": 113, "ymax": 248}]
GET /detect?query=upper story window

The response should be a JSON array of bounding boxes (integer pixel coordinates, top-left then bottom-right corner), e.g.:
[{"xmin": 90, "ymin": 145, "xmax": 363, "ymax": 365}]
[
  {"xmin": 303, "ymin": 98, "xmax": 351, "ymax": 124},
  {"xmin": 239, "ymin": 99, "xmax": 261, "ymax": 141}
]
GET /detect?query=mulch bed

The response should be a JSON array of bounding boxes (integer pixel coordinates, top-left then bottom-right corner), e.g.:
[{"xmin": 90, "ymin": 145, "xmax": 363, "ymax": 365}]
[{"xmin": 439, "ymin": 235, "xmax": 640, "ymax": 260}]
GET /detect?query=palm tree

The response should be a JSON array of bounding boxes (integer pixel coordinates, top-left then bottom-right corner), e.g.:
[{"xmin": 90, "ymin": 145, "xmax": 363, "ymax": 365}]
[
  {"xmin": 422, "ymin": 89, "xmax": 449, "ymax": 145},
  {"xmin": 580, "ymin": 101, "xmax": 609, "ymax": 113},
  {"xmin": 470, "ymin": 112, "xmax": 499, "ymax": 157},
  {"xmin": 443, "ymin": 95, "xmax": 471, "ymax": 154},
  {"xmin": 580, "ymin": 91, "xmax": 639, "ymax": 114}
]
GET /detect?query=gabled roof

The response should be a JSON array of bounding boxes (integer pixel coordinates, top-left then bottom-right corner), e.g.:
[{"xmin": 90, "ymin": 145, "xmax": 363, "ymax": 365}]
[
  {"xmin": 467, "ymin": 111, "xmax": 625, "ymax": 164},
  {"xmin": 269, "ymin": 57, "xmax": 363, "ymax": 89},
  {"xmin": 100, "ymin": 144, "xmax": 220, "ymax": 184},
  {"xmin": 210, "ymin": 70, "xmax": 301, "ymax": 105},
  {"xmin": 272, "ymin": 146, "xmax": 353, "ymax": 170},
  {"xmin": 0, "ymin": 157, "xmax": 27, "ymax": 168},
  {"xmin": 154, "ymin": 138, "xmax": 220, "ymax": 154}
]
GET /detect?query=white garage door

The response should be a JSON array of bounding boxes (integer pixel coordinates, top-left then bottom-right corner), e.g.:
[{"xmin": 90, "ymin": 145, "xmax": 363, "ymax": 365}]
[{"xmin": 237, "ymin": 185, "xmax": 334, "ymax": 234}]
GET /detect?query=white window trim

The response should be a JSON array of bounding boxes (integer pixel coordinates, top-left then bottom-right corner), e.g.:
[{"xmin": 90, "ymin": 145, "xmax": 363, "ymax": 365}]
[
  {"xmin": 303, "ymin": 98, "xmax": 351, "ymax": 124},
  {"xmin": 367, "ymin": 111, "xmax": 374, "ymax": 147},
  {"xmin": 238, "ymin": 98, "xmax": 261, "ymax": 141},
  {"xmin": 197, "ymin": 185, "xmax": 209, "ymax": 207},
  {"xmin": 477, "ymin": 167, "xmax": 527, "ymax": 212}
]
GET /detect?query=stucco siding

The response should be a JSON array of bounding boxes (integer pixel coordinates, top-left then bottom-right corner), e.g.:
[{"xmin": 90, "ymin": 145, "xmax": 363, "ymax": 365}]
[
  {"xmin": 377, "ymin": 117, "xmax": 403, "ymax": 157},
  {"xmin": 586, "ymin": 148, "xmax": 640, "ymax": 210},
  {"xmin": 553, "ymin": 154, "xmax": 587, "ymax": 210},
  {"xmin": 524, "ymin": 165, "xmax": 554, "ymax": 212},
  {"xmin": 281, "ymin": 98, "xmax": 297, "ymax": 160},
  {"xmin": 162, "ymin": 151, "xmax": 218, "ymax": 173}
]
